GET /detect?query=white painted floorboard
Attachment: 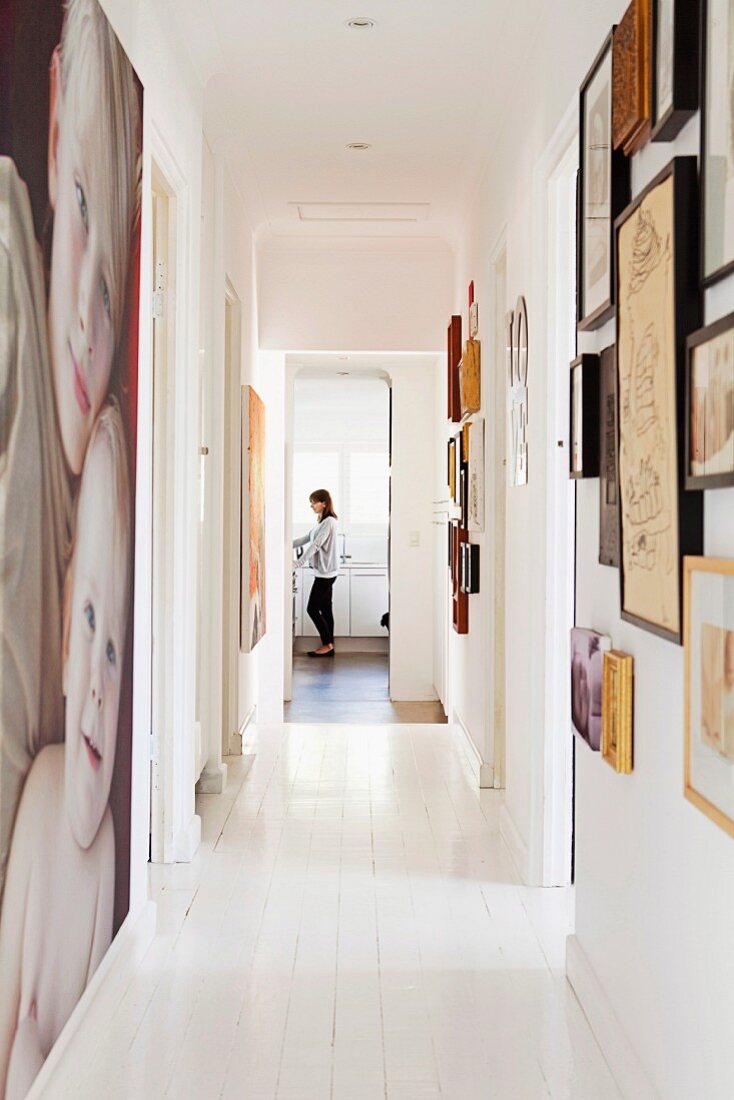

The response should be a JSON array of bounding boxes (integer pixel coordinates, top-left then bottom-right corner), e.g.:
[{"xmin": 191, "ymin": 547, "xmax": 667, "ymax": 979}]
[{"xmin": 54, "ymin": 723, "xmax": 621, "ymax": 1099}]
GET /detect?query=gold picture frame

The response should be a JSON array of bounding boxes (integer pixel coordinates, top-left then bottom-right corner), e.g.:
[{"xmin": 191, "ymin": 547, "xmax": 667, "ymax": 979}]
[
  {"xmin": 684, "ymin": 556, "xmax": 734, "ymax": 838},
  {"xmin": 602, "ymin": 650, "xmax": 634, "ymax": 773}
]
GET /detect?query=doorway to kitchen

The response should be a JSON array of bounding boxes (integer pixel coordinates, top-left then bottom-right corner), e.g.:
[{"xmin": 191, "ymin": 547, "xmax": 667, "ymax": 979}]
[{"xmin": 286, "ymin": 372, "xmax": 394, "ymax": 722}]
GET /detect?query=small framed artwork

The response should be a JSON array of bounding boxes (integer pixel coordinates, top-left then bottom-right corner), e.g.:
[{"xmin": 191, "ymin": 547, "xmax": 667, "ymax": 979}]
[
  {"xmin": 685, "ymin": 312, "xmax": 734, "ymax": 489},
  {"xmin": 469, "ymin": 300, "xmax": 479, "ymax": 339},
  {"xmin": 602, "ymin": 650, "xmax": 634, "ymax": 773},
  {"xmin": 448, "ymin": 438, "xmax": 457, "ymax": 501},
  {"xmin": 578, "ymin": 32, "xmax": 631, "ymax": 331},
  {"xmin": 460, "ymin": 542, "xmax": 480, "ymax": 595},
  {"xmin": 468, "ymin": 416, "xmax": 485, "ymax": 532},
  {"xmin": 448, "ymin": 315, "xmax": 462, "ymax": 422},
  {"xmin": 571, "ymin": 628, "xmax": 612, "ymax": 751},
  {"xmin": 460, "ymin": 339, "xmax": 481, "ymax": 418},
  {"xmin": 701, "ymin": 0, "xmax": 734, "ymax": 286},
  {"xmin": 684, "ymin": 557, "xmax": 734, "ymax": 838},
  {"xmin": 615, "ymin": 157, "xmax": 702, "ymax": 644},
  {"xmin": 569, "ymin": 354, "xmax": 600, "ymax": 479},
  {"xmin": 599, "ymin": 345, "xmax": 619, "ymax": 567},
  {"xmin": 651, "ymin": 0, "xmax": 699, "ymax": 142},
  {"xmin": 612, "ymin": 0, "xmax": 652, "ymax": 155}
]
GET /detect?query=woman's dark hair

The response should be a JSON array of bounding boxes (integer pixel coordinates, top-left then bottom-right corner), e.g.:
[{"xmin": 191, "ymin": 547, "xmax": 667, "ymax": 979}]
[{"xmin": 310, "ymin": 489, "xmax": 337, "ymax": 521}]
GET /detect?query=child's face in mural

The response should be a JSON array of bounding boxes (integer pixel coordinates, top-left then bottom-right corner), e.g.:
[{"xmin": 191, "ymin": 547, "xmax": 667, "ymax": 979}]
[
  {"xmin": 47, "ymin": 49, "xmax": 117, "ymax": 476},
  {"xmin": 63, "ymin": 440, "xmax": 127, "ymax": 848}
]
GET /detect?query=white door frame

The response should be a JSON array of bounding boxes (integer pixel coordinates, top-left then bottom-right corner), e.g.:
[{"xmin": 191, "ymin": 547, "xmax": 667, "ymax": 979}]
[
  {"xmin": 221, "ymin": 281, "xmax": 242, "ymax": 754},
  {"xmin": 527, "ymin": 97, "xmax": 579, "ymax": 886},
  {"xmin": 149, "ymin": 124, "xmax": 200, "ymax": 864}
]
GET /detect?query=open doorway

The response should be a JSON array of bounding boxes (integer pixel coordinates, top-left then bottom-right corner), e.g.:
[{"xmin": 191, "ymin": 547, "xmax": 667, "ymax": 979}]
[{"xmin": 286, "ymin": 373, "xmax": 393, "ymax": 722}]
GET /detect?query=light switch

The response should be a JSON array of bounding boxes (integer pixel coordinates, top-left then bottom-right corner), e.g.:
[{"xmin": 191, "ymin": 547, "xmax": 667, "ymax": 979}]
[{"xmin": 409, "ymin": 531, "xmax": 420, "ymax": 547}]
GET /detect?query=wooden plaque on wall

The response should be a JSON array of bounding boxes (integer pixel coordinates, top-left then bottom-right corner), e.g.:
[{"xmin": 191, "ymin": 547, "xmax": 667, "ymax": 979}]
[
  {"xmin": 612, "ymin": 0, "xmax": 651, "ymax": 155},
  {"xmin": 447, "ymin": 315, "xmax": 462, "ymax": 422}
]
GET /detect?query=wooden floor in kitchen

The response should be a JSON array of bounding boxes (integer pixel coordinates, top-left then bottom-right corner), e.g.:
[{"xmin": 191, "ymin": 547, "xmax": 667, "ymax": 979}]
[{"xmin": 285, "ymin": 652, "xmax": 447, "ymax": 724}]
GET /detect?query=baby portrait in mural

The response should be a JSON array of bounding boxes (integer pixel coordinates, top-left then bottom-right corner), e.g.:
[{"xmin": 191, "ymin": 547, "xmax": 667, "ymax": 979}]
[{"xmin": 0, "ymin": 1, "xmax": 142, "ymax": 1095}]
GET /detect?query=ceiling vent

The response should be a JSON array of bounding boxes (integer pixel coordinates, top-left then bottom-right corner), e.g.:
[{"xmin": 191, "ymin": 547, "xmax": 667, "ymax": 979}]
[{"xmin": 291, "ymin": 202, "xmax": 430, "ymax": 224}]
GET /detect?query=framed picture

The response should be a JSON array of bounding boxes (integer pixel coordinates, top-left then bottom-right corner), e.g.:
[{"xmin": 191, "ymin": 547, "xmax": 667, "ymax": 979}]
[
  {"xmin": 684, "ymin": 557, "xmax": 734, "ymax": 838},
  {"xmin": 701, "ymin": 0, "xmax": 734, "ymax": 286},
  {"xmin": 468, "ymin": 416, "xmax": 485, "ymax": 532},
  {"xmin": 447, "ymin": 315, "xmax": 462, "ymax": 421},
  {"xmin": 578, "ymin": 32, "xmax": 631, "ymax": 330},
  {"xmin": 602, "ymin": 650, "xmax": 634, "ymax": 773},
  {"xmin": 469, "ymin": 300, "xmax": 479, "ymax": 339},
  {"xmin": 569, "ymin": 354, "xmax": 600, "ymax": 479},
  {"xmin": 452, "ymin": 524, "xmax": 469, "ymax": 634},
  {"xmin": 571, "ymin": 628, "xmax": 612, "ymax": 751},
  {"xmin": 460, "ymin": 338, "xmax": 481, "ymax": 418},
  {"xmin": 460, "ymin": 543, "xmax": 480, "ymax": 595},
  {"xmin": 599, "ymin": 345, "xmax": 620, "ymax": 567},
  {"xmin": 241, "ymin": 386, "xmax": 266, "ymax": 652},
  {"xmin": 448, "ymin": 437, "xmax": 457, "ymax": 500},
  {"xmin": 615, "ymin": 157, "xmax": 702, "ymax": 644},
  {"xmin": 508, "ymin": 298, "xmax": 529, "ymax": 485},
  {"xmin": 612, "ymin": 0, "xmax": 652, "ymax": 156},
  {"xmin": 685, "ymin": 312, "xmax": 734, "ymax": 489},
  {"xmin": 651, "ymin": 0, "xmax": 700, "ymax": 142}
]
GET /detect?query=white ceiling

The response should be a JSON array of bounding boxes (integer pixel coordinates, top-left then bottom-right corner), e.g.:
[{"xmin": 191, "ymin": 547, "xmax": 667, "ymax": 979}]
[{"xmin": 167, "ymin": 0, "xmax": 546, "ymax": 246}]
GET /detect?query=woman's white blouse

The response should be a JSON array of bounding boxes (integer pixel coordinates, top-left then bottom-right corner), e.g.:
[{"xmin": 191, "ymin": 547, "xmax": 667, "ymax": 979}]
[{"xmin": 293, "ymin": 516, "xmax": 339, "ymax": 578}]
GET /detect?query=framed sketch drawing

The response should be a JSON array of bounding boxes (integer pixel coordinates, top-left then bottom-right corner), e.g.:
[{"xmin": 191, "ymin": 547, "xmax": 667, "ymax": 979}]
[
  {"xmin": 651, "ymin": 0, "xmax": 699, "ymax": 142},
  {"xmin": 468, "ymin": 417, "xmax": 485, "ymax": 532},
  {"xmin": 685, "ymin": 312, "xmax": 734, "ymax": 489},
  {"xmin": 578, "ymin": 32, "xmax": 631, "ymax": 330},
  {"xmin": 612, "ymin": 0, "xmax": 652, "ymax": 155},
  {"xmin": 602, "ymin": 651, "xmax": 634, "ymax": 773},
  {"xmin": 615, "ymin": 158, "xmax": 702, "ymax": 643},
  {"xmin": 569, "ymin": 354, "xmax": 600, "ymax": 479},
  {"xmin": 599, "ymin": 345, "xmax": 620, "ymax": 567},
  {"xmin": 684, "ymin": 557, "xmax": 734, "ymax": 838},
  {"xmin": 702, "ymin": 0, "xmax": 734, "ymax": 286},
  {"xmin": 240, "ymin": 386, "xmax": 266, "ymax": 652}
]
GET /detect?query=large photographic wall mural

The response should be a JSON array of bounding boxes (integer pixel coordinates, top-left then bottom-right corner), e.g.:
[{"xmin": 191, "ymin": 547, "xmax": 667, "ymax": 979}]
[{"xmin": 0, "ymin": 1, "xmax": 143, "ymax": 1094}]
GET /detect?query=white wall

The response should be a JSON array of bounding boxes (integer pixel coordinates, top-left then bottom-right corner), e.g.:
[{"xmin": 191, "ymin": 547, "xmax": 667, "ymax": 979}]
[
  {"xmin": 258, "ymin": 241, "xmax": 452, "ymax": 352},
  {"xmin": 390, "ymin": 362, "xmax": 438, "ymax": 701},
  {"xmin": 448, "ymin": 1, "xmax": 734, "ymax": 1096}
]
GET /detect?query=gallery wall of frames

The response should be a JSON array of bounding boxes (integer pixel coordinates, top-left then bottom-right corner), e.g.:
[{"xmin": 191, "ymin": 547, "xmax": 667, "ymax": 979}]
[{"xmin": 571, "ymin": 0, "xmax": 734, "ymax": 837}]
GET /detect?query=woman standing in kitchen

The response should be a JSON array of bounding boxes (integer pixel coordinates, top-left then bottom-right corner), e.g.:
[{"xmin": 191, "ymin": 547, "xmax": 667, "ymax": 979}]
[{"xmin": 293, "ymin": 489, "xmax": 339, "ymax": 657}]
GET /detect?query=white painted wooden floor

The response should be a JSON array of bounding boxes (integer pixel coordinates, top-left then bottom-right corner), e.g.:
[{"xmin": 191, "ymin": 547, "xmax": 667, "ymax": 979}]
[{"xmin": 58, "ymin": 723, "xmax": 620, "ymax": 1099}]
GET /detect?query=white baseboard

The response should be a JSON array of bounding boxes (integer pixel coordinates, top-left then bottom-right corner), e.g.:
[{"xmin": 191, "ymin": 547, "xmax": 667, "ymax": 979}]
[
  {"xmin": 499, "ymin": 803, "xmax": 530, "ymax": 883},
  {"xmin": 454, "ymin": 712, "xmax": 494, "ymax": 788},
  {"xmin": 30, "ymin": 900, "xmax": 157, "ymax": 1099},
  {"xmin": 234, "ymin": 703, "xmax": 257, "ymax": 754},
  {"xmin": 566, "ymin": 935, "xmax": 659, "ymax": 1100},
  {"xmin": 174, "ymin": 813, "xmax": 201, "ymax": 862}
]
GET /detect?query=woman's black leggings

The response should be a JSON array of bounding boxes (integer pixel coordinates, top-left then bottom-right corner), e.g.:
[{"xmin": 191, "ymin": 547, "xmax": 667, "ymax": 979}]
[{"xmin": 307, "ymin": 577, "xmax": 336, "ymax": 645}]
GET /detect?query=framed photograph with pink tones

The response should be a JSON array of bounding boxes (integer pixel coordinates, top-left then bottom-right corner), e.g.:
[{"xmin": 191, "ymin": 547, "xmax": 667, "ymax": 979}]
[{"xmin": 571, "ymin": 628, "xmax": 612, "ymax": 752}]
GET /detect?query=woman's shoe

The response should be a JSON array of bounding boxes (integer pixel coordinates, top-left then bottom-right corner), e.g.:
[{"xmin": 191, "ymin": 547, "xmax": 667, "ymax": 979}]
[{"xmin": 307, "ymin": 648, "xmax": 335, "ymax": 658}]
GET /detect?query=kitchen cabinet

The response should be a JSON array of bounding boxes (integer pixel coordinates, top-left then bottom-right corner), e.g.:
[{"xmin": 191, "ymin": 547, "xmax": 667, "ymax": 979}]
[{"xmin": 349, "ymin": 570, "xmax": 389, "ymax": 637}]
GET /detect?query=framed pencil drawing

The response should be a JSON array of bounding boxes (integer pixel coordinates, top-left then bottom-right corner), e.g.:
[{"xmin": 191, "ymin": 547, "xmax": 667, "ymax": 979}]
[
  {"xmin": 578, "ymin": 32, "xmax": 631, "ymax": 330},
  {"xmin": 651, "ymin": 0, "xmax": 699, "ymax": 142},
  {"xmin": 685, "ymin": 312, "xmax": 734, "ymax": 489},
  {"xmin": 599, "ymin": 344, "xmax": 620, "ymax": 567},
  {"xmin": 684, "ymin": 557, "xmax": 734, "ymax": 838},
  {"xmin": 701, "ymin": 0, "xmax": 734, "ymax": 286},
  {"xmin": 615, "ymin": 158, "xmax": 702, "ymax": 643}
]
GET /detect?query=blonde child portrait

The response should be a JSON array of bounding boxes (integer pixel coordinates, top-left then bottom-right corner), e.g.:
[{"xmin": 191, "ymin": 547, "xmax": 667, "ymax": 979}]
[{"xmin": 0, "ymin": 403, "xmax": 132, "ymax": 1100}]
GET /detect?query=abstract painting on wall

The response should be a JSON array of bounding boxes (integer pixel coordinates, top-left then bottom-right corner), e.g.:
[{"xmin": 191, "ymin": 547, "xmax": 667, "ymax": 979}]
[
  {"xmin": 684, "ymin": 557, "xmax": 734, "ymax": 838},
  {"xmin": 241, "ymin": 386, "xmax": 267, "ymax": 652},
  {"xmin": 0, "ymin": 1, "xmax": 143, "ymax": 1094}
]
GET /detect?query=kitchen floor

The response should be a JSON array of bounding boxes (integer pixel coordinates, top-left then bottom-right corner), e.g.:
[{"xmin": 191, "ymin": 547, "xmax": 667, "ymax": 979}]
[
  {"xmin": 285, "ymin": 652, "xmax": 447, "ymax": 724},
  {"xmin": 60, "ymin": 723, "xmax": 620, "ymax": 1099}
]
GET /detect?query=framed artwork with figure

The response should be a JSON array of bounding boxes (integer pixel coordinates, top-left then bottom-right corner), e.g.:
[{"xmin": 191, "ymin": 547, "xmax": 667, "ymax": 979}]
[
  {"xmin": 578, "ymin": 31, "xmax": 631, "ymax": 331},
  {"xmin": 685, "ymin": 312, "xmax": 734, "ymax": 490},
  {"xmin": 615, "ymin": 158, "xmax": 702, "ymax": 644}
]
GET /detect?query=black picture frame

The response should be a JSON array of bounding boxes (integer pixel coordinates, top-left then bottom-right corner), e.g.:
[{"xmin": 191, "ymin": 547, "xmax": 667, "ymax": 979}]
[
  {"xmin": 569, "ymin": 355, "xmax": 601, "ymax": 479},
  {"xmin": 598, "ymin": 344, "xmax": 620, "ymax": 567},
  {"xmin": 460, "ymin": 543, "xmax": 480, "ymax": 595},
  {"xmin": 578, "ymin": 30, "xmax": 631, "ymax": 332},
  {"xmin": 684, "ymin": 311, "xmax": 734, "ymax": 490},
  {"xmin": 615, "ymin": 157, "xmax": 703, "ymax": 645},
  {"xmin": 651, "ymin": 0, "xmax": 700, "ymax": 142},
  {"xmin": 701, "ymin": 0, "xmax": 734, "ymax": 287}
]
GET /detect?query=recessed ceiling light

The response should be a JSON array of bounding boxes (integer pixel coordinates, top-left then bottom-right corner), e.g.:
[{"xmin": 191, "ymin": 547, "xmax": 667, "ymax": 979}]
[
  {"xmin": 346, "ymin": 17, "xmax": 376, "ymax": 29},
  {"xmin": 338, "ymin": 371, "xmax": 350, "ymax": 377},
  {"xmin": 337, "ymin": 356, "xmax": 349, "ymax": 360},
  {"xmin": 346, "ymin": 142, "xmax": 371, "ymax": 151}
]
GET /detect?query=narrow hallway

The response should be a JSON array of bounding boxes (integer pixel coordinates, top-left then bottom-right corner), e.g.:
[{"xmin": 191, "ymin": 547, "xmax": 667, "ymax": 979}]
[{"xmin": 67, "ymin": 725, "xmax": 618, "ymax": 1100}]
